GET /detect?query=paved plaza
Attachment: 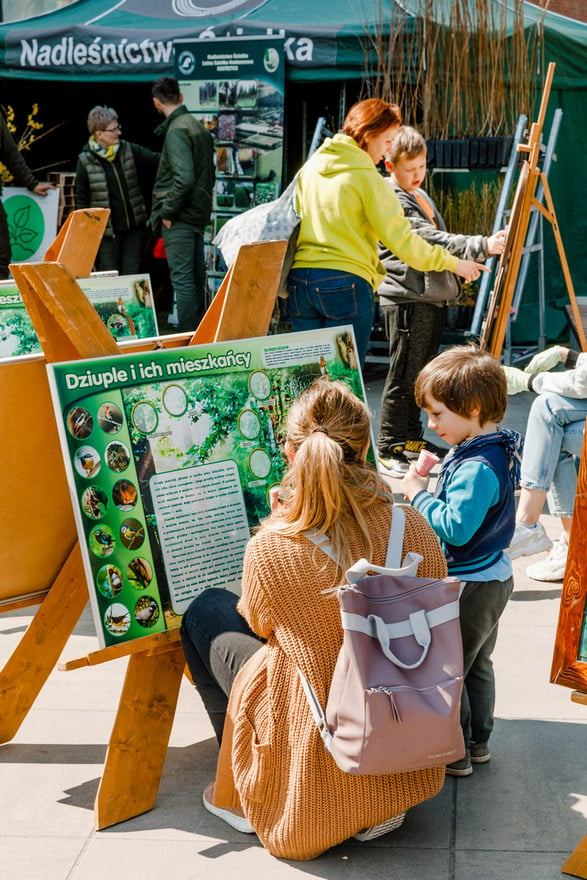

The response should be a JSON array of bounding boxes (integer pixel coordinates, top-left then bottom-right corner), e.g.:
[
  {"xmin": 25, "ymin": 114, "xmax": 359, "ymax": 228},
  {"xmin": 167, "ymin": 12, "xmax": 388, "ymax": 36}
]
[{"xmin": 1, "ymin": 371, "xmax": 586, "ymax": 880}]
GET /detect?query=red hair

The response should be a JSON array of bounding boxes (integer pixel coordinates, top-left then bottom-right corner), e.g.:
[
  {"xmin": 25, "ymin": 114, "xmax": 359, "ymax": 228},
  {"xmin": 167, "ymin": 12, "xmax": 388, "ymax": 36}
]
[{"xmin": 341, "ymin": 99, "xmax": 402, "ymax": 151}]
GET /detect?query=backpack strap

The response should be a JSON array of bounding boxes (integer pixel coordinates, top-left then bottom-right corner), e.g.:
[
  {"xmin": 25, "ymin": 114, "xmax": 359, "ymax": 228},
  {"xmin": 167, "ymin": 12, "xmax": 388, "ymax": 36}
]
[{"xmin": 304, "ymin": 505, "xmax": 419, "ymax": 573}]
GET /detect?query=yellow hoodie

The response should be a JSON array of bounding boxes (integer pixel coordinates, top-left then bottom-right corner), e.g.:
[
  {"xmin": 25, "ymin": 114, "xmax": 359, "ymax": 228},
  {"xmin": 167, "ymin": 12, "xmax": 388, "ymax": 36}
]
[{"xmin": 293, "ymin": 133, "xmax": 459, "ymax": 290}]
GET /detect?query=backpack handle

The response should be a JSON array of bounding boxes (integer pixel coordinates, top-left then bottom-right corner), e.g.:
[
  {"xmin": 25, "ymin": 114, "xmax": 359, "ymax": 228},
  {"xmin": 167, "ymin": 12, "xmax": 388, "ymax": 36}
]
[
  {"xmin": 370, "ymin": 609, "xmax": 431, "ymax": 669},
  {"xmin": 345, "ymin": 551, "xmax": 423, "ymax": 584}
]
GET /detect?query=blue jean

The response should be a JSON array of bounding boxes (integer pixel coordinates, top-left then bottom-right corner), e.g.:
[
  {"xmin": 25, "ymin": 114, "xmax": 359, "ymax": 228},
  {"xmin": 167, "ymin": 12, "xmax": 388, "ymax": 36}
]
[
  {"xmin": 520, "ymin": 392, "xmax": 587, "ymax": 518},
  {"xmin": 162, "ymin": 220, "xmax": 207, "ymax": 333},
  {"xmin": 180, "ymin": 588, "xmax": 263, "ymax": 745},
  {"xmin": 286, "ymin": 268, "xmax": 374, "ymax": 368},
  {"xmin": 459, "ymin": 576, "xmax": 514, "ymax": 746}
]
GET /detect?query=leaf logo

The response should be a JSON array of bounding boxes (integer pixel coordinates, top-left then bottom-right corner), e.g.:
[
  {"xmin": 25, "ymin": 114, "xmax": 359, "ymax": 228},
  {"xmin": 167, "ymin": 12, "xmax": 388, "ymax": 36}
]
[{"xmin": 4, "ymin": 194, "xmax": 44, "ymax": 260}]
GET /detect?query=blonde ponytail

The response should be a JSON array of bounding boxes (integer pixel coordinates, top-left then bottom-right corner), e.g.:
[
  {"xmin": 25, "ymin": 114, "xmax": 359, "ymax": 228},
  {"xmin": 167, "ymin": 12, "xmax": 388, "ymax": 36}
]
[{"xmin": 265, "ymin": 379, "xmax": 392, "ymax": 570}]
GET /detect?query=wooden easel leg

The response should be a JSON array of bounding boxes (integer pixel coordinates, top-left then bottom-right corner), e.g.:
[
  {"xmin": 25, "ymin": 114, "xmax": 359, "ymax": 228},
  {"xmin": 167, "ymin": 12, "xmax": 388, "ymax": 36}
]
[
  {"xmin": 94, "ymin": 643, "xmax": 186, "ymax": 830},
  {"xmin": 539, "ymin": 175, "xmax": 587, "ymax": 351},
  {"xmin": 562, "ymin": 835, "xmax": 587, "ymax": 878},
  {"xmin": 0, "ymin": 542, "xmax": 87, "ymax": 743}
]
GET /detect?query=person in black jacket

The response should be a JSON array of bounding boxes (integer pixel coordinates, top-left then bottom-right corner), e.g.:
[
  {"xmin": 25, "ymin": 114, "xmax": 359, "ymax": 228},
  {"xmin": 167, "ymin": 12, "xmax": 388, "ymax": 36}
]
[
  {"xmin": 151, "ymin": 77, "xmax": 215, "ymax": 333},
  {"xmin": 0, "ymin": 111, "xmax": 55, "ymax": 279},
  {"xmin": 76, "ymin": 106, "xmax": 159, "ymax": 275}
]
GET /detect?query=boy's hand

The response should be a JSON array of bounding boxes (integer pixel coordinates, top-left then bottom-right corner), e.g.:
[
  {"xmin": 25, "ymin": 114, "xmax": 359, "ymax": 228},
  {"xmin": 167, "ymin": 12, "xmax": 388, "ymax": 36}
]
[
  {"xmin": 502, "ymin": 365, "xmax": 530, "ymax": 394},
  {"xmin": 400, "ymin": 465, "xmax": 429, "ymax": 501},
  {"xmin": 524, "ymin": 346, "xmax": 563, "ymax": 374},
  {"xmin": 455, "ymin": 259, "xmax": 490, "ymax": 283},
  {"xmin": 487, "ymin": 230, "xmax": 506, "ymax": 255}
]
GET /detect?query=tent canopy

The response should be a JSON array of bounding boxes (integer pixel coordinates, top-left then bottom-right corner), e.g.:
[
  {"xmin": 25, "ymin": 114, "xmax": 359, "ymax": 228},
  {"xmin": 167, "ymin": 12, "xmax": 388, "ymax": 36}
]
[
  {"xmin": 0, "ymin": 0, "xmax": 585, "ymax": 86},
  {"xmin": 0, "ymin": 0, "xmax": 419, "ymax": 83}
]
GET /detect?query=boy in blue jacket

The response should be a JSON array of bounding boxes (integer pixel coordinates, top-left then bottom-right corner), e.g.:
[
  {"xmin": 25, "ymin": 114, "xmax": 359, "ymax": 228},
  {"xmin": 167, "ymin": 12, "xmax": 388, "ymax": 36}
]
[{"xmin": 401, "ymin": 345, "xmax": 522, "ymax": 776}]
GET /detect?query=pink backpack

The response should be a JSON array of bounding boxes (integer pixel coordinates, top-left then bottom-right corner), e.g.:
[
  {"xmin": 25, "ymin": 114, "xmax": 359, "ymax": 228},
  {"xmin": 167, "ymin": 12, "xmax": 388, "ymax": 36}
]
[{"xmin": 299, "ymin": 505, "xmax": 465, "ymax": 775}]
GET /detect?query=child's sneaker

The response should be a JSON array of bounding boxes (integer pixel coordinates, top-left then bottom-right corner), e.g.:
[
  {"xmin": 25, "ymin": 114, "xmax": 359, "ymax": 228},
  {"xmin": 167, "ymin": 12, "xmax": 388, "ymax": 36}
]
[
  {"xmin": 506, "ymin": 521, "xmax": 552, "ymax": 559},
  {"xmin": 403, "ymin": 438, "xmax": 447, "ymax": 460},
  {"xmin": 470, "ymin": 742, "xmax": 490, "ymax": 763},
  {"xmin": 445, "ymin": 750, "xmax": 472, "ymax": 777},
  {"xmin": 377, "ymin": 445, "xmax": 410, "ymax": 477},
  {"xmin": 526, "ymin": 535, "xmax": 568, "ymax": 582}
]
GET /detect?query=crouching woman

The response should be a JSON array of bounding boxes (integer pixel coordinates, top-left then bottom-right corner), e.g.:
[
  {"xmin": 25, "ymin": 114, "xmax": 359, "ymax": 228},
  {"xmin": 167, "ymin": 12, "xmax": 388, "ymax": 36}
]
[{"xmin": 180, "ymin": 378, "xmax": 448, "ymax": 860}]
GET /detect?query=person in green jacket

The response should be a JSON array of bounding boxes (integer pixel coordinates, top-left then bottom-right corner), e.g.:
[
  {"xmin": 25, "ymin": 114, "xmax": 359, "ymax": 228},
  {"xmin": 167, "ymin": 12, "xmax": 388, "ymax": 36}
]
[
  {"xmin": 0, "ymin": 111, "xmax": 55, "ymax": 279},
  {"xmin": 151, "ymin": 77, "xmax": 215, "ymax": 334},
  {"xmin": 287, "ymin": 99, "xmax": 487, "ymax": 367},
  {"xmin": 76, "ymin": 106, "xmax": 159, "ymax": 275}
]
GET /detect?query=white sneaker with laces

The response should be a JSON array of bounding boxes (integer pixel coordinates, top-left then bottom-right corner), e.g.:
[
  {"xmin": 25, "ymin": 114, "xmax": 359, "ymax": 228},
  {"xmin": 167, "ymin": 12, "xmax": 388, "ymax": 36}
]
[
  {"xmin": 526, "ymin": 536, "xmax": 568, "ymax": 582},
  {"xmin": 506, "ymin": 521, "xmax": 552, "ymax": 560}
]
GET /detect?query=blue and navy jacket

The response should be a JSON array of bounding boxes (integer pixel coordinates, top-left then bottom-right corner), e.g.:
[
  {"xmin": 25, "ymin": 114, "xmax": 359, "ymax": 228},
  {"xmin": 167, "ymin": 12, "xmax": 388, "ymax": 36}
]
[{"xmin": 412, "ymin": 430, "xmax": 522, "ymax": 577}]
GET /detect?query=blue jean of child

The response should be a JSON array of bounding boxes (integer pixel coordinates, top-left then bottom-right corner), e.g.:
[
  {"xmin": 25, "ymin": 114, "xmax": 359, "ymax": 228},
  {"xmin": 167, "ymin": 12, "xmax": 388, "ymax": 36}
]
[
  {"xmin": 286, "ymin": 268, "xmax": 374, "ymax": 368},
  {"xmin": 520, "ymin": 392, "xmax": 587, "ymax": 518}
]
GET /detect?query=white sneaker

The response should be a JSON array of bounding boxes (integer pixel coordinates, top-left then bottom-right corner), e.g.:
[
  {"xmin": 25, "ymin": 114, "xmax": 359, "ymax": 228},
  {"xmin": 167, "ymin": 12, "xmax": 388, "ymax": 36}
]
[
  {"xmin": 526, "ymin": 536, "xmax": 568, "ymax": 582},
  {"xmin": 506, "ymin": 522, "xmax": 552, "ymax": 560},
  {"xmin": 354, "ymin": 811, "xmax": 406, "ymax": 840},
  {"xmin": 202, "ymin": 781, "xmax": 254, "ymax": 833}
]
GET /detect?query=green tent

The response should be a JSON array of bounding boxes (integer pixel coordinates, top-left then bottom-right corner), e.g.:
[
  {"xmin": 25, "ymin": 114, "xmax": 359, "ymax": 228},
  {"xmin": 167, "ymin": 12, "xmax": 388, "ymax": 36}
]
[
  {"xmin": 0, "ymin": 0, "xmax": 417, "ymax": 83},
  {"xmin": 0, "ymin": 0, "xmax": 585, "ymax": 342}
]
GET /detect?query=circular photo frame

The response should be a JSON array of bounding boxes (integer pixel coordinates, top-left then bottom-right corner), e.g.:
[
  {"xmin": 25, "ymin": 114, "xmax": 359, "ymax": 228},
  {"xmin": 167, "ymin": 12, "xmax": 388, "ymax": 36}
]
[
  {"xmin": 162, "ymin": 384, "xmax": 188, "ymax": 417},
  {"xmin": 89, "ymin": 524, "xmax": 116, "ymax": 558},
  {"xmin": 74, "ymin": 446, "xmax": 101, "ymax": 479},
  {"xmin": 81, "ymin": 485, "xmax": 108, "ymax": 519},
  {"xmin": 105, "ymin": 440, "xmax": 130, "ymax": 473},
  {"xmin": 120, "ymin": 517, "xmax": 145, "ymax": 550},
  {"xmin": 96, "ymin": 564, "xmax": 123, "ymax": 598},
  {"xmin": 66, "ymin": 406, "xmax": 93, "ymax": 440},
  {"xmin": 248, "ymin": 447, "xmax": 272, "ymax": 479},
  {"xmin": 133, "ymin": 595, "xmax": 160, "ymax": 628},
  {"xmin": 112, "ymin": 478, "xmax": 138, "ymax": 512},
  {"xmin": 248, "ymin": 370, "xmax": 271, "ymax": 401},
  {"xmin": 104, "ymin": 602, "xmax": 131, "ymax": 637},
  {"xmin": 97, "ymin": 402, "xmax": 123, "ymax": 434},
  {"xmin": 131, "ymin": 401, "xmax": 158, "ymax": 435},
  {"xmin": 238, "ymin": 408, "xmax": 261, "ymax": 440},
  {"xmin": 127, "ymin": 557, "xmax": 153, "ymax": 590}
]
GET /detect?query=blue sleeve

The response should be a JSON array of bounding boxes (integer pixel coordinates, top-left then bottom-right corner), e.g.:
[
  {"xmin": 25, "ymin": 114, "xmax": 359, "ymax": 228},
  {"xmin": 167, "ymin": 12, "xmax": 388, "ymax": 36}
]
[{"xmin": 412, "ymin": 461, "xmax": 500, "ymax": 546}]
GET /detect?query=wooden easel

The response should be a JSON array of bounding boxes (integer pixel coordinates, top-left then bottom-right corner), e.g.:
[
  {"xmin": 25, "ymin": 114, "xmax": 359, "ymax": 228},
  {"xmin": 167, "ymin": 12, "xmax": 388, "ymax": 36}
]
[
  {"xmin": 480, "ymin": 62, "xmax": 587, "ymax": 358},
  {"xmin": 0, "ymin": 220, "xmax": 288, "ymax": 829},
  {"xmin": 550, "ymin": 418, "xmax": 587, "ymax": 878}
]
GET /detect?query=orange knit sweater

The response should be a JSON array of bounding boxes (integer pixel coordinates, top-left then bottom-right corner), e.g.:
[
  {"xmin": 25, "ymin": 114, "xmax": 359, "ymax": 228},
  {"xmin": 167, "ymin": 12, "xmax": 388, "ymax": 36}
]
[{"xmin": 213, "ymin": 501, "xmax": 448, "ymax": 860}]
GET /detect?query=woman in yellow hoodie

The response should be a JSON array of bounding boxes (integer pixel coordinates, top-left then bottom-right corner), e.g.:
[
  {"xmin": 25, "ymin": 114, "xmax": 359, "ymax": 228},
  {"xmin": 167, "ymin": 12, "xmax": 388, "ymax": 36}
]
[{"xmin": 287, "ymin": 99, "xmax": 485, "ymax": 366}]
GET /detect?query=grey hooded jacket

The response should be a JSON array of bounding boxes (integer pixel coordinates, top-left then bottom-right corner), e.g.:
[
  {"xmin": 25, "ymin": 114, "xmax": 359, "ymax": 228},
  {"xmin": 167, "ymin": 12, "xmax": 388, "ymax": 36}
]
[{"xmin": 378, "ymin": 180, "xmax": 489, "ymax": 308}]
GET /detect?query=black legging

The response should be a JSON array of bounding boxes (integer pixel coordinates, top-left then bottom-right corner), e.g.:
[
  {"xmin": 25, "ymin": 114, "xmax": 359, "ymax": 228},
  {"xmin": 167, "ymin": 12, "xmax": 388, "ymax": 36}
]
[{"xmin": 180, "ymin": 588, "xmax": 263, "ymax": 744}]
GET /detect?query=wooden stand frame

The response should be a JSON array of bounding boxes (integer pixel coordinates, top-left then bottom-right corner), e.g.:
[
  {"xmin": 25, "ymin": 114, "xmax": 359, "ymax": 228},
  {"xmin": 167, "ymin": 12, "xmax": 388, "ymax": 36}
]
[
  {"xmin": 551, "ymin": 406, "xmax": 587, "ymax": 878},
  {"xmin": 0, "ymin": 220, "xmax": 287, "ymax": 829},
  {"xmin": 480, "ymin": 63, "xmax": 587, "ymax": 358}
]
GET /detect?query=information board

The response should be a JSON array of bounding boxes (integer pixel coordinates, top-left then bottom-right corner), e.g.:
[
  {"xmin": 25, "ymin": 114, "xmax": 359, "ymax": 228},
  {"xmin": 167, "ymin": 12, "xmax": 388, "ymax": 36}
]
[
  {"xmin": 47, "ymin": 326, "xmax": 363, "ymax": 647},
  {"xmin": 0, "ymin": 273, "xmax": 158, "ymax": 359}
]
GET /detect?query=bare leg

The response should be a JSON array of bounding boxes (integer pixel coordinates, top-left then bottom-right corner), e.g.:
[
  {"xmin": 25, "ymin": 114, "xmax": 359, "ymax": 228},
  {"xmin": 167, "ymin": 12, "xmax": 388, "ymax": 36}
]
[{"xmin": 516, "ymin": 487, "xmax": 547, "ymax": 525}]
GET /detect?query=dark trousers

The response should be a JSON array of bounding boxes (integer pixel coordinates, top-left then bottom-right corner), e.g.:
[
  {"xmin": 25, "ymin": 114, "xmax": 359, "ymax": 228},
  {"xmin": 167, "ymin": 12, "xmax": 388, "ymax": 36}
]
[
  {"xmin": 162, "ymin": 220, "xmax": 207, "ymax": 333},
  {"xmin": 180, "ymin": 588, "xmax": 263, "ymax": 745},
  {"xmin": 377, "ymin": 300, "xmax": 445, "ymax": 455},
  {"xmin": 95, "ymin": 226, "xmax": 147, "ymax": 276},
  {"xmin": 459, "ymin": 576, "xmax": 514, "ymax": 746}
]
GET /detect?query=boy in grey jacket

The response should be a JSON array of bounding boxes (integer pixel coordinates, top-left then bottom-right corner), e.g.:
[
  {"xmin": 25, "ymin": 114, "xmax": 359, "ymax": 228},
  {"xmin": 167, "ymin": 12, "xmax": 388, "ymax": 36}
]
[{"xmin": 377, "ymin": 127, "xmax": 504, "ymax": 477}]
